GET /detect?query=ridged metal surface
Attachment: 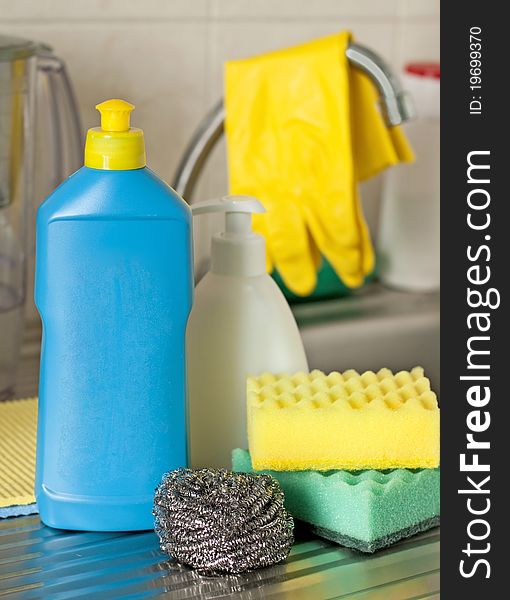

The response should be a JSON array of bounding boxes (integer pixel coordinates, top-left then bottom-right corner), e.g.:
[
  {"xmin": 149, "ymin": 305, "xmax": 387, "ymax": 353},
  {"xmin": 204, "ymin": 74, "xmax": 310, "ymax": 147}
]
[{"xmin": 0, "ymin": 516, "xmax": 439, "ymax": 599}]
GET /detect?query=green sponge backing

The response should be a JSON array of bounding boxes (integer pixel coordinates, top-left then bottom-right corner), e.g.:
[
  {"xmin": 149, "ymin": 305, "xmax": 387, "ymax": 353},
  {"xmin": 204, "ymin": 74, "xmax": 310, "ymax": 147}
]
[
  {"xmin": 302, "ymin": 516, "xmax": 440, "ymax": 553},
  {"xmin": 232, "ymin": 448, "xmax": 440, "ymax": 553}
]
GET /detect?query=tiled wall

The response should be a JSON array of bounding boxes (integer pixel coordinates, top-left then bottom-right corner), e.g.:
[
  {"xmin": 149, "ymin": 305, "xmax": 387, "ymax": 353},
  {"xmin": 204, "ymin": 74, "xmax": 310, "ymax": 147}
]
[{"xmin": 0, "ymin": 0, "xmax": 439, "ymax": 318}]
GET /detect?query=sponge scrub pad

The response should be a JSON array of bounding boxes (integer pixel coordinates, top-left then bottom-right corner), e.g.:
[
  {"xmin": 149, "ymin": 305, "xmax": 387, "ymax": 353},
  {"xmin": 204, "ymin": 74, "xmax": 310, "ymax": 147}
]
[
  {"xmin": 232, "ymin": 449, "xmax": 440, "ymax": 553},
  {"xmin": 247, "ymin": 367, "xmax": 439, "ymax": 470}
]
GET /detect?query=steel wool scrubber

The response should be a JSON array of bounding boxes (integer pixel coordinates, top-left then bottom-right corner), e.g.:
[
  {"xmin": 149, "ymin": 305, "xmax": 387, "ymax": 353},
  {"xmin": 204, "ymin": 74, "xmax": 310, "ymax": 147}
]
[{"xmin": 153, "ymin": 468, "xmax": 294, "ymax": 575}]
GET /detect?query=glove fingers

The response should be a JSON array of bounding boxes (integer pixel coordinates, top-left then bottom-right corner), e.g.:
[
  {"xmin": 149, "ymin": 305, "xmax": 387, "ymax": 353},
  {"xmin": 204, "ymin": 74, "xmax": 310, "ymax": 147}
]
[
  {"xmin": 309, "ymin": 232, "xmax": 322, "ymax": 270},
  {"xmin": 255, "ymin": 203, "xmax": 317, "ymax": 296},
  {"xmin": 304, "ymin": 186, "xmax": 374, "ymax": 288}
]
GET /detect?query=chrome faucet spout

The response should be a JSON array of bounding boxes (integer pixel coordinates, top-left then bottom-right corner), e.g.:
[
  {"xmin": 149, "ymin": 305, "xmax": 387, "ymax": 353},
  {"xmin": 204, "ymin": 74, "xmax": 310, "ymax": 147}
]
[{"xmin": 346, "ymin": 43, "xmax": 414, "ymax": 127}]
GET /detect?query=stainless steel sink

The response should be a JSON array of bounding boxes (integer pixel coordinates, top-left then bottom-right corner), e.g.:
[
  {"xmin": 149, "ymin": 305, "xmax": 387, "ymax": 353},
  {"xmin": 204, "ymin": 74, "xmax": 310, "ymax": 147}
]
[{"xmin": 293, "ymin": 284, "xmax": 440, "ymax": 393}]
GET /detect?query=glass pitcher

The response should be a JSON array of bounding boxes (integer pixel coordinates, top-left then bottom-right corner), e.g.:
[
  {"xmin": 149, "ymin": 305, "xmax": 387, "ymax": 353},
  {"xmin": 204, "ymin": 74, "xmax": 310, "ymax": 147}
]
[{"xmin": 0, "ymin": 34, "xmax": 82, "ymax": 398}]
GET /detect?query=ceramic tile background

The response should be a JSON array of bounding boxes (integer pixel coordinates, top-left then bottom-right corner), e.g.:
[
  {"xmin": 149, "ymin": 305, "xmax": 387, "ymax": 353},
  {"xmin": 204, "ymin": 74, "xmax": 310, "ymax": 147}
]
[{"xmin": 0, "ymin": 0, "xmax": 439, "ymax": 320}]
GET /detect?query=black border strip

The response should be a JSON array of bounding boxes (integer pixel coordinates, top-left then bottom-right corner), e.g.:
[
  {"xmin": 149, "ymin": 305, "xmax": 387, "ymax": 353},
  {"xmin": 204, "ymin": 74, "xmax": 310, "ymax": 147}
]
[{"xmin": 441, "ymin": 3, "xmax": 504, "ymax": 596}]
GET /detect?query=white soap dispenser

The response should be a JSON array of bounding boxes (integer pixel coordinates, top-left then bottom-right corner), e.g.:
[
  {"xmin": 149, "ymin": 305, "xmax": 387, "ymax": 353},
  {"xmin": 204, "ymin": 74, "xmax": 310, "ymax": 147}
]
[{"xmin": 187, "ymin": 195, "xmax": 309, "ymax": 468}]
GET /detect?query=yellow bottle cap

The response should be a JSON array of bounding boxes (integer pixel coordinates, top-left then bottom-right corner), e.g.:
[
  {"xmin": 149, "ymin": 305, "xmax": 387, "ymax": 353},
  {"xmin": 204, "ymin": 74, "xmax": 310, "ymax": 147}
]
[{"xmin": 84, "ymin": 99, "xmax": 146, "ymax": 170}]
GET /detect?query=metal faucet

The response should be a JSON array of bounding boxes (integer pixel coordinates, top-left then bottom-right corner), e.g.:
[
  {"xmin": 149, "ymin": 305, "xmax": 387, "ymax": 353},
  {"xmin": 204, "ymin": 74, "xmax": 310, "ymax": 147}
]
[{"xmin": 173, "ymin": 42, "xmax": 414, "ymax": 200}]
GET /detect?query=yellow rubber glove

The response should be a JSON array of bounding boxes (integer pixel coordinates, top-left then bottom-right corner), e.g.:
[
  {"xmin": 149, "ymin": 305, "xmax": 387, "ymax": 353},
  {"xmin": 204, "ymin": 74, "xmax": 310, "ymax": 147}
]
[{"xmin": 225, "ymin": 32, "xmax": 414, "ymax": 296}]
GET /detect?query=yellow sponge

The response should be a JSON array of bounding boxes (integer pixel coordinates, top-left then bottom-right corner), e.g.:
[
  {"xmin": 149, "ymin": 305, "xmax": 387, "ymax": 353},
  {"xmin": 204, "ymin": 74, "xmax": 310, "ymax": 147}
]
[
  {"xmin": 247, "ymin": 367, "xmax": 439, "ymax": 471},
  {"xmin": 0, "ymin": 398, "xmax": 37, "ymax": 509}
]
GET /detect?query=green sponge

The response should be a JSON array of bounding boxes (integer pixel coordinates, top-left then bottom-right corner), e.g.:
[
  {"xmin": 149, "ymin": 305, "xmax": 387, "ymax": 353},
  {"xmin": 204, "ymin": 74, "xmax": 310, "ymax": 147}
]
[{"xmin": 232, "ymin": 448, "xmax": 440, "ymax": 553}]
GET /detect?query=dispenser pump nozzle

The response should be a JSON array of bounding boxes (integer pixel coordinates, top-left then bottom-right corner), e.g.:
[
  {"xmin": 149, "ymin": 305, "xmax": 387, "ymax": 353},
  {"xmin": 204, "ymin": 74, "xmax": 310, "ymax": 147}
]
[
  {"xmin": 191, "ymin": 195, "xmax": 265, "ymax": 218},
  {"xmin": 191, "ymin": 195, "xmax": 267, "ymax": 277}
]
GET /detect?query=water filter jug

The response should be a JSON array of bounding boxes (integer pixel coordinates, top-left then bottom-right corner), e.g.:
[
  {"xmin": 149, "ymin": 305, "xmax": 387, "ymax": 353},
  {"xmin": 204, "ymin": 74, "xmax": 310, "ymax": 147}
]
[{"xmin": 0, "ymin": 34, "xmax": 81, "ymax": 397}]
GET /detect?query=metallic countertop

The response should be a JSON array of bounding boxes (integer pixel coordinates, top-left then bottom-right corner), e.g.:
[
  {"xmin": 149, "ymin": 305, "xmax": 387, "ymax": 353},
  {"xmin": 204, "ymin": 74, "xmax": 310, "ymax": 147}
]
[
  {"xmin": 0, "ymin": 517, "xmax": 439, "ymax": 599},
  {"xmin": 2, "ymin": 317, "xmax": 440, "ymax": 599}
]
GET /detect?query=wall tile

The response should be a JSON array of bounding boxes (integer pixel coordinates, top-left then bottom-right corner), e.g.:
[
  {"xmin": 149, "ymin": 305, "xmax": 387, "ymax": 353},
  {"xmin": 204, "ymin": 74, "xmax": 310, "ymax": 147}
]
[
  {"xmin": 206, "ymin": 20, "xmax": 396, "ymax": 102},
  {"xmin": 211, "ymin": 0, "xmax": 398, "ymax": 20},
  {"xmin": 1, "ymin": 22, "xmax": 209, "ymax": 184},
  {"xmin": 398, "ymin": 0, "xmax": 440, "ymax": 19},
  {"xmin": 395, "ymin": 21, "xmax": 440, "ymax": 69},
  {"xmin": 0, "ymin": 1, "xmax": 208, "ymax": 22}
]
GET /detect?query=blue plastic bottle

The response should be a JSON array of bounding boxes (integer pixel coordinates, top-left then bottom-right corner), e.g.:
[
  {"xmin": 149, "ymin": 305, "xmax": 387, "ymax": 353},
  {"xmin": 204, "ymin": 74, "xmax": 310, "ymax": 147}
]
[{"xmin": 34, "ymin": 99, "xmax": 193, "ymax": 531}]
